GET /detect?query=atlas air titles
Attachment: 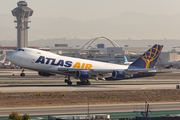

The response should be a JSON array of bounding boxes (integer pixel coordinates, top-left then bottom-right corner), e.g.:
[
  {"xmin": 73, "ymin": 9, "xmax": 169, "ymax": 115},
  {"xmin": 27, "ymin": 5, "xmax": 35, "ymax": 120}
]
[{"xmin": 35, "ymin": 56, "xmax": 93, "ymax": 69}]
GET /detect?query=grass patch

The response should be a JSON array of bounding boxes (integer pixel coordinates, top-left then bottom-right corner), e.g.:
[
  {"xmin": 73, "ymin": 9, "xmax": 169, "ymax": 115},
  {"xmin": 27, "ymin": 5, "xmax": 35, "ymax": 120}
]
[
  {"xmin": 36, "ymin": 92, "xmax": 41, "ymax": 96},
  {"xmin": 60, "ymin": 92, "xmax": 66, "ymax": 96}
]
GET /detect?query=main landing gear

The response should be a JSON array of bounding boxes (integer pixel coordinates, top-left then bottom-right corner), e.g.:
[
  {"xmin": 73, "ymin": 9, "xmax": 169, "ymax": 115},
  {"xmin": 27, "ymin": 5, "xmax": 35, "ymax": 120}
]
[
  {"xmin": 64, "ymin": 76, "xmax": 72, "ymax": 85},
  {"xmin": 64, "ymin": 77, "xmax": 91, "ymax": 86},
  {"xmin": 77, "ymin": 79, "xmax": 91, "ymax": 85},
  {"xmin": 20, "ymin": 69, "xmax": 25, "ymax": 77}
]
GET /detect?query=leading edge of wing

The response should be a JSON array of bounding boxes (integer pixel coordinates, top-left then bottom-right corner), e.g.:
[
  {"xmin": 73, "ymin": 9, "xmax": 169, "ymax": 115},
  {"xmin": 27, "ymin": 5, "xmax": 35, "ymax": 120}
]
[
  {"xmin": 126, "ymin": 68, "xmax": 179, "ymax": 74},
  {"xmin": 58, "ymin": 67, "xmax": 158, "ymax": 72},
  {"xmin": 57, "ymin": 67, "xmax": 176, "ymax": 75},
  {"xmin": 126, "ymin": 68, "xmax": 158, "ymax": 72},
  {"xmin": 138, "ymin": 69, "xmax": 175, "ymax": 75},
  {"xmin": 58, "ymin": 68, "xmax": 124, "ymax": 73}
]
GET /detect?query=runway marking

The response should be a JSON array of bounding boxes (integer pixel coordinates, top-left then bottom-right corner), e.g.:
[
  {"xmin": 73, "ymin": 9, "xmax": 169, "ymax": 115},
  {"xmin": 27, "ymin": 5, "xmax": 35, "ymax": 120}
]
[
  {"xmin": 141, "ymin": 87, "xmax": 147, "ymax": 90},
  {"xmin": 68, "ymin": 89, "xmax": 76, "ymax": 91}
]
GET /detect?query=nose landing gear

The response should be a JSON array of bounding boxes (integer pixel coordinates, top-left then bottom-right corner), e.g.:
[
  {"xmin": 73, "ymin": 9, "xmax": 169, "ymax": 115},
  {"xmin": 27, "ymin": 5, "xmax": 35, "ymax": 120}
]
[{"xmin": 20, "ymin": 69, "xmax": 25, "ymax": 77}]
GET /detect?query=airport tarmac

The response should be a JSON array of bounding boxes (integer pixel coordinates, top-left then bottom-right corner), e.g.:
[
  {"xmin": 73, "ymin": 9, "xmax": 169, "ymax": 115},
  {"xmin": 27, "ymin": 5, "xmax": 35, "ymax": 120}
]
[
  {"xmin": 0, "ymin": 102, "xmax": 180, "ymax": 116},
  {"xmin": 0, "ymin": 82, "xmax": 179, "ymax": 93},
  {"xmin": 0, "ymin": 70, "xmax": 180, "ymax": 117},
  {"xmin": 0, "ymin": 70, "xmax": 180, "ymax": 93}
]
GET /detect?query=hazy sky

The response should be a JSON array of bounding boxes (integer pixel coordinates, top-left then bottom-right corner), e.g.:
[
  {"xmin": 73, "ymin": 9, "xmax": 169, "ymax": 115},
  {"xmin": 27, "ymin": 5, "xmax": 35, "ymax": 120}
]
[{"xmin": 1, "ymin": 0, "xmax": 180, "ymax": 21}]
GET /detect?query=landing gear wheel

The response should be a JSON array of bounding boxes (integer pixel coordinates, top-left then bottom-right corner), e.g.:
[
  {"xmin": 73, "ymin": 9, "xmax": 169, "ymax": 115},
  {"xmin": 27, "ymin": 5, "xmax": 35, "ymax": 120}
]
[
  {"xmin": 87, "ymin": 82, "xmax": 91, "ymax": 85},
  {"xmin": 67, "ymin": 82, "xmax": 72, "ymax": 86},
  {"xmin": 85, "ymin": 79, "xmax": 91, "ymax": 85},
  {"xmin": 77, "ymin": 80, "xmax": 91, "ymax": 85},
  {"xmin": 65, "ymin": 79, "xmax": 69, "ymax": 83},
  {"xmin": 20, "ymin": 69, "xmax": 25, "ymax": 77},
  {"xmin": 64, "ymin": 78, "xmax": 72, "ymax": 85},
  {"xmin": 20, "ymin": 73, "xmax": 25, "ymax": 77},
  {"xmin": 77, "ymin": 81, "xmax": 82, "ymax": 85}
]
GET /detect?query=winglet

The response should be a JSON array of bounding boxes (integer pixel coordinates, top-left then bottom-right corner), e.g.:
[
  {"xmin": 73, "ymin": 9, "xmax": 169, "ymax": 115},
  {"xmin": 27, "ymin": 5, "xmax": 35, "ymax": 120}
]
[{"xmin": 128, "ymin": 44, "xmax": 163, "ymax": 69}]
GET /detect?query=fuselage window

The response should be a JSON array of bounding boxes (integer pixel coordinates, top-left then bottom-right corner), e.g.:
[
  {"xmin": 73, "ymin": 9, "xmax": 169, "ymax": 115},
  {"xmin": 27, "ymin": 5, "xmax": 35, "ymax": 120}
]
[{"xmin": 37, "ymin": 52, "xmax": 41, "ymax": 54}]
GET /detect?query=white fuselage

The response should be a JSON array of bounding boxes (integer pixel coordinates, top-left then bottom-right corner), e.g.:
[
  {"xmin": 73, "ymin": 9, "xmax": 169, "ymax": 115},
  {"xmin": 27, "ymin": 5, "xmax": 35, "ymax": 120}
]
[
  {"xmin": 7, "ymin": 48, "xmax": 129, "ymax": 76},
  {"xmin": 123, "ymin": 62, "xmax": 133, "ymax": 65}
]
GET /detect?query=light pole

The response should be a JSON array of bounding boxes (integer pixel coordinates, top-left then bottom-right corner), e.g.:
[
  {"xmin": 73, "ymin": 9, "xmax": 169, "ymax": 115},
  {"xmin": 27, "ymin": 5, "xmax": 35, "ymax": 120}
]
[{"xmin": 87, "ymin": 96, "xmax": 89, "ymax": 119}]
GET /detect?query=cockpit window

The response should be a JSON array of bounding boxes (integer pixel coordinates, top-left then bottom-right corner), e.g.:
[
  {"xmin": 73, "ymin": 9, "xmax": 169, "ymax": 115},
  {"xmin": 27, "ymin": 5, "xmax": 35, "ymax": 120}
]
[{"xmin": 18, "ymin": 49, "xmax": 24, "ymax": 51}]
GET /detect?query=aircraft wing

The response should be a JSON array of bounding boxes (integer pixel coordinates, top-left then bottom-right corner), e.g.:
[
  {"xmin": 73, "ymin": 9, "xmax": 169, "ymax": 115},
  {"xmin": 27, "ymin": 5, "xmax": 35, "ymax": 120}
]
[
  {"xmin": 58, "ymin": 67, "xmax": 175, "ymax": 77},
  {"xmin": 57, "ymin": 67, "xmax": 112, "ymax": 79},
  {"xmin": 57, "ymin": 68, "xmax": 120, "ymax": 78},
  {"xmin": 58, "ymin": 67, "xmax": 158, "ymax": 74},
  {"xmin": 131, "ymin": 68, "xmax": 180, "ymax": 75},
  {"xmin": 125, "ymin": 68, "xmax": 157, "ymax": 72},
  {"xmin": 58, "ymin": 68, "xmax": 124, "ymax": 72}
]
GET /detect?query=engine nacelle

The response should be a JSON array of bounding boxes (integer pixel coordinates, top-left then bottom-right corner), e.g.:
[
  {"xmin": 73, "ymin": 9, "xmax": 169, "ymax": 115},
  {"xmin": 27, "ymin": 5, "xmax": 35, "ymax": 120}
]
[
  {"xmin": 38, "ymin": 71, "xmax": 54, "ymax": 77},
  {"xmin": 112, "ymin": 71, "xmax": 125, "ymax": 78},
  {"xmin": 75, "ymin": 71, "xmax": 89, "ymax": 79}
]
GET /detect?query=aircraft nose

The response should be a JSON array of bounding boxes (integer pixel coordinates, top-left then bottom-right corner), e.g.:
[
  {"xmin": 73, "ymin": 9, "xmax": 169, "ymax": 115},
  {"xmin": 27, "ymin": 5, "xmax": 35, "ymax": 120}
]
[{"xmin": 6, "ymin": 54, "xmax": 11, "ymax": 61}]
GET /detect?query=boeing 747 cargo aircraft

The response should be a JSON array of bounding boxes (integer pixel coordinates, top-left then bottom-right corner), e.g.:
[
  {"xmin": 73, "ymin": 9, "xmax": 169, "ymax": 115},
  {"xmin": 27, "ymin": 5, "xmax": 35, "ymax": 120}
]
[{"xmin": 6, "ymin": 44, "xmax": 163, "ymax": 85}]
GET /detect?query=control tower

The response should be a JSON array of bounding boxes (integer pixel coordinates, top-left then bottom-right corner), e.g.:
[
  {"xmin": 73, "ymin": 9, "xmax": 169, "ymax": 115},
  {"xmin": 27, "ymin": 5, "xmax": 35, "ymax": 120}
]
[{"xmin": 11, "ymin": 1, "xmax": 33, "ymax": 49}]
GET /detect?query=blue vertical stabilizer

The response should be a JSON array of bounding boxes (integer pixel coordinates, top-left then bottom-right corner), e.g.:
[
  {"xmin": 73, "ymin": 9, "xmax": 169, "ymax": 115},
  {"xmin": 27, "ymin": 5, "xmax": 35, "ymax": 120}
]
[{"xmin": 128, "ymin": 44, "xmax": 163, "ymax": 69}]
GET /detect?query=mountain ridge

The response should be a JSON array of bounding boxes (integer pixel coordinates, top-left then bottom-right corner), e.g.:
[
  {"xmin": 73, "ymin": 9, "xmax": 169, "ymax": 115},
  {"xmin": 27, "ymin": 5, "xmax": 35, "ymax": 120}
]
[{"xmin": 1, "ymin": 12, "xmax": 180, "ymax": 40}]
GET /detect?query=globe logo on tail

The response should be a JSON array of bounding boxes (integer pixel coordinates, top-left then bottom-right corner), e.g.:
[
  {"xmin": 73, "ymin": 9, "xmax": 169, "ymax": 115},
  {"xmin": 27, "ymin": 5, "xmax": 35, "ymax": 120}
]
[{"xmin": 141, "ymin": 44, "xmax": 163, "ymax": 69}]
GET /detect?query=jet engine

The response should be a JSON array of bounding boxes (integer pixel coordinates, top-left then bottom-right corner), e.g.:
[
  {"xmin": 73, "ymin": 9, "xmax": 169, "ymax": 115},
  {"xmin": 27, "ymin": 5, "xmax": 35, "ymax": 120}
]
[
  {"xmin": 38, "ymin": 71, "xmax": 54, "ymax": 77},
  {"xmin": 75, "ymin": 71, "xmax": 89, "ymax": 79},
  {"xmin": 112, "ymin": 71, "xmax": 125, "ymax": 78}
]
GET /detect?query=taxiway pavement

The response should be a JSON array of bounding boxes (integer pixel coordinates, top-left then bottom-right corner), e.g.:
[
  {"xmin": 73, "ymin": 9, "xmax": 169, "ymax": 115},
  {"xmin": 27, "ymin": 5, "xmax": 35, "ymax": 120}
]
[
  {"xmin": 0, "ymin": 70, "xmax": 180, "ymax": 93},
  {"xmin": 0, "ymin": 82, "xmax": 179, "ymax": 93},
  {"xmin": 0, "ymin": 102, "xmax": 180, "ymax": 116}
]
